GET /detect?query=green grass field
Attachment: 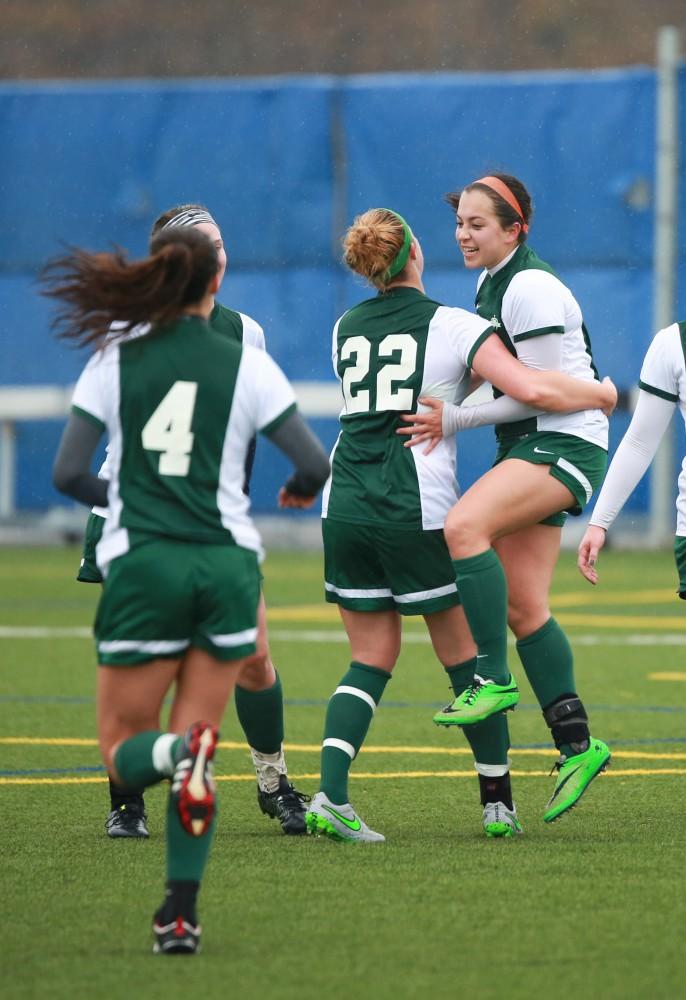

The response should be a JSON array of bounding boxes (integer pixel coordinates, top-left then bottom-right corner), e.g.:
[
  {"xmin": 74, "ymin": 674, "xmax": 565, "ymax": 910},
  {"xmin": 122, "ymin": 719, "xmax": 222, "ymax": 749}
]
[{"xmin": 2, "ymin": 545, "xmax": 685, "ymax": 999}]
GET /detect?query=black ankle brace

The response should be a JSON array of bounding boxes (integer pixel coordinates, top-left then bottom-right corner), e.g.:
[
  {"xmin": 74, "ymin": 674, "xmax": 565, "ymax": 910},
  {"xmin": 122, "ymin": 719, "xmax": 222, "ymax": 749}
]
[
  {"xmin": 543, "ymin": 693, "xmax": 590, "ymax": 752},
  {"xmin": 478, "ymin": 772, "xmax": 513, "ymax": 810}
]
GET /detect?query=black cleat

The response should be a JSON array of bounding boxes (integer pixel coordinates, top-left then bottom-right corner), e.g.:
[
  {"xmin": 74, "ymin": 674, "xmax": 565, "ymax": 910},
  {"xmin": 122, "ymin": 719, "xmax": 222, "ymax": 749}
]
[
  {"xmin": 152, "ymin": 914, "xmax": 201, "ymax": 955},
  {"xmin": 105, "ymin": 801, "xmax": 149, "ymax": 839},
  {"xmin": 257, "ymin": 775, "xmax": 310, "ymax": 835}
]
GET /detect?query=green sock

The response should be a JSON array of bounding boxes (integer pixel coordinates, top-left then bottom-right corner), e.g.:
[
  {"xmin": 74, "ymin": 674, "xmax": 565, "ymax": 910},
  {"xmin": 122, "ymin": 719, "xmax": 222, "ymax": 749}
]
[
  {"xmin": 235, "ymin": 672, "xmax": 284, "ymax": 755},
  {"xmin": 114, "ymin": 730, "xmax": 180, "ymax": 788},
  {"xmin": 516, "ymin": 617, "xmax": 575, "ymax": 709},
  {"xmin": 320, "ymin": 661, "xmax": 390, "ymax": 805},
  {"xmin": 517, "ymin": 618, "xmax": 588, "ymax": 758},
  {"xmin": 446, "ymin": 659, "xmax": 510, "ymax": 766},
  {"xmin": 166, "ymin": 790, "xmax": 216, "ymax": 882},
  {"xmin": 452, "ymin": 552, "xmax": 510, "ymax": 684}
]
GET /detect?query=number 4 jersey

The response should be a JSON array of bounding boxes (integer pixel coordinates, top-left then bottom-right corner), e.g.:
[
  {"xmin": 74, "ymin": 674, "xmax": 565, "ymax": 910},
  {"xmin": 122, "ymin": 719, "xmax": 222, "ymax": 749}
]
[
  {"xmin": 322, "ymin": 286, "xmax": 493, "ymax": 529},
  {"xmin": 71, "ymin": 316, "xmax": 296, "ymax": 568}
]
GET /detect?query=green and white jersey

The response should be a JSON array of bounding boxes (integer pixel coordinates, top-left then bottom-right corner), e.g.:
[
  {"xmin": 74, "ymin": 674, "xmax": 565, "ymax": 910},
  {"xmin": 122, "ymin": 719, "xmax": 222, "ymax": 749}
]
[
  {"xmin": 476, "ymin": 244, "xmax": 608, "ymax": 449},
  {"xmin": 322, "ymin": 286, "xmax": 493, "ymax": 529},
  {"xmin": 91, "ymin": 303, "xmax": 265, "ymax": 516},
  {"xmin": 639, "ymin": 321, "xmax": 686, "ymax": 532},
  {"xmin": 208, "ymin": 303, "xmax": 266, "ymax": 351},
  {"xmin": 71, "ymin": 316, "xmax": 295, "ymax": 570}
]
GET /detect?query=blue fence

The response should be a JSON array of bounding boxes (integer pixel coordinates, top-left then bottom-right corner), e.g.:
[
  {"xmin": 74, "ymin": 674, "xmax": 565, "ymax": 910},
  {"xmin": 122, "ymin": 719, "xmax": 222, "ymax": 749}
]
[{"xmin": 1, "ymin": 68, "xmax": 684, "ymax": 514}]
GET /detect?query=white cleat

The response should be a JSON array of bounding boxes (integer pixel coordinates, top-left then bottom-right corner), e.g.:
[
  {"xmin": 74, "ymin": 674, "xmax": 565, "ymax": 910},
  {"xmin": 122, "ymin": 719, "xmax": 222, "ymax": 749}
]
[
  {"xmin": 305, "ymin": 791, "xmax": 385, "ymax": 843},
  {"xmin": 483, "ymin": 801, "xmax": 523, "ymax": 838}
]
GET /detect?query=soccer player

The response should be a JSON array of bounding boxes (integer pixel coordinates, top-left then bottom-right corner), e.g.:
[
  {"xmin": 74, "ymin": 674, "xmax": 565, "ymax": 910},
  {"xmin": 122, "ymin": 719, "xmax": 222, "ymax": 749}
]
[
  {"xmin": 305, "ymin": 207, "xmax": 617, "ymax": 842},
  {"xmin": 400, "ymin": 174, "xmax": 613, "ymax": 823},
  {"xmin": 47, "ymin": 226, "xmax": 330, "ymax": 953},
  {"xmin": 578, "ymin": 318, "xmax": 686, "ymax": 588},
  {"xmin": 79, "ymin": 205, "xmax": 310, "ymax": 839}
]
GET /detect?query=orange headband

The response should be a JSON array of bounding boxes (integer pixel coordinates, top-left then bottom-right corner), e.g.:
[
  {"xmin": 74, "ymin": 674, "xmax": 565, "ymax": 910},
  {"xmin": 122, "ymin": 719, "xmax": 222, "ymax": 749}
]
[{"xmin": 473, "ymin": 176, "xmax": 529, "ymax": 233}]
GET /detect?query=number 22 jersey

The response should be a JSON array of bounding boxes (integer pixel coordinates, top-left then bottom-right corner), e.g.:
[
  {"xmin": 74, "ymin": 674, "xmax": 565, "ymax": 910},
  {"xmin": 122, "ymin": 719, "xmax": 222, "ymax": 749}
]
[{"xmin": 321, "ymin": 286, "xmax": 493, "ymax": 530}]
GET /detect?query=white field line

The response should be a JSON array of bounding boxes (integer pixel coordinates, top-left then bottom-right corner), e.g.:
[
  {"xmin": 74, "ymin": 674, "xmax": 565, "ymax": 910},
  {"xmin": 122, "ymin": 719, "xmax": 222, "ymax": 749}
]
[{"xmin": 2, "ymin": 625, "xmax": 686, "ymax": 647}]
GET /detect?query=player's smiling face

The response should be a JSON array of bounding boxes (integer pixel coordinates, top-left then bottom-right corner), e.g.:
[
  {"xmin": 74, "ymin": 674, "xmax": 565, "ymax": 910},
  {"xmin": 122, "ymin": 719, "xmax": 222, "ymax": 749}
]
[
  {"xmin": 455, "ymin": 189, "xmax": 520, "ymax": 271},
  {"xmin": 194, "ymin": 221, "xmax": 227, "ymax": 288}
]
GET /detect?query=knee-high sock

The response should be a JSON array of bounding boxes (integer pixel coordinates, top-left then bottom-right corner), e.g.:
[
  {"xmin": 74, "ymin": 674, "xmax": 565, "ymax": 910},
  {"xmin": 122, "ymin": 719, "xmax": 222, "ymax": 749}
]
[
  {"xmin": 115, "ymin": 730, "xmax": 217, "ymax": 883},
  {"xmin": 446, "ymin": 660, "xmax": 510, "ymax": 770},
  {"xmin": 235, "ymin": 672, "xmax": 284, "ymax": 755},
  {"xmin": 166, "ymin": 793, "xmax": 217, "ymax": 882},
  {"xmin": 114, "ymin": 730, "xmax": 180, "ymax": 788},
  {"xmin": 516, "ymin": 617, "xmax": 575, "ymax": 709},
  {"xmin": 452, "ymin": 551, "xmax": 510, "ymax": 684},
  {"xmin": 516, "ymin": 617, "xmax": 588, "ymax": 758},
  {"xmin": 320, "ymin": 661, "xmax": 390, "ymax": 805}
]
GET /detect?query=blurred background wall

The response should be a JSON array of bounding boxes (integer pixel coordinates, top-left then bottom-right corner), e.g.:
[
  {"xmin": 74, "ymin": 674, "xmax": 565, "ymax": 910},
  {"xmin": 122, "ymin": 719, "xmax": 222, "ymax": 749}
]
[{"xmin": 0, "ymin": 2, "xmax": 684, "ymax": 537}]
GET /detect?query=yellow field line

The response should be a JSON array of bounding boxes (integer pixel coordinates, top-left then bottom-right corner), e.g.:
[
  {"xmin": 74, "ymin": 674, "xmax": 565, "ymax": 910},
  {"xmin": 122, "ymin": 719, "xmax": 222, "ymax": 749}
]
[
  {"xmin": 1, "ymin": 737, "xmax": 685, "ymax": 760},
  {"xmin": 0, "ymin": 768, "xmax": 683, "ymax": 786},
  {"xmin": 235, "ymin": 604, "xmax": 686, "ymax": 631},
  {"xmin": 649, "ymin": 672, "xmax": 686, "ymax": 681},
  {"xmin": 551, "ymin": 589, "xmax": 678, "ymax": 608},
  {"xmin": 554, "ymin": 613, "xmax": 686, "ymax": 628}
]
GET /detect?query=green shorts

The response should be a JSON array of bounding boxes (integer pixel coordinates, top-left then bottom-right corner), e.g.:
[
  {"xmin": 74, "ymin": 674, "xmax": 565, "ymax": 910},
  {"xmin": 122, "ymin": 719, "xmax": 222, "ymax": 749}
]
[
  {"xmin": 494, "ymin": 431, "xmax": 608, "ymax": 528},
  {"xmin": 77, "ymin": 511, "xmax": 106, "ymax": 584},
  {"xmin": 95, "ymin": 537, "xmax": 260, "ymax": 665},
  {"xmin": 322, "ymin": 518, "xmax": 460, "ymax": 616},
  {"xmin": 674, "ymin": 536, "xmax": 686, "ymax": 599}
]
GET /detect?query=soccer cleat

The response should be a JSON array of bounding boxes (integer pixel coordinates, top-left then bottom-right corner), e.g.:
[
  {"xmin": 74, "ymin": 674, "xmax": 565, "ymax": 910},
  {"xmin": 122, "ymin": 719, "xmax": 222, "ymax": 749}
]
[
  {"xmin": 305, "ymin": 791, "xmax": 385, "ymax": 843},
  {"xmin": 543, "ymin": 738, "xmax": 611, "ymax": 823},
  {"xmin": 433, "ymin": 674, "xmax": 519, "ymax": 726},
  {"xmin": 257, "ymin": 775, "xmax": 310, "ymax": 835},
  {"xmin": 171, "ymin": 722, "xmax": 219, "ymax": 837},
  {"xmin": 105, "ymin": 801, "xmax": 149, "ymax": 839},
  {"xmin": 152, "ymin": 914, "xmax": 201, "ymax": 955},
  {"xmin": 483, "ymin": 801, "xmax": 523, "ymax": 838}
]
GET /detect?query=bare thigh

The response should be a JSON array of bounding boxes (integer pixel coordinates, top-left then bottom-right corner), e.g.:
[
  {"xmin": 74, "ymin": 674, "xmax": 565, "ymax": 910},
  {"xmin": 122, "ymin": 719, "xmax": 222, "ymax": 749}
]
[
  {"xmin": 168, "ymin": 647, "xmax": 248, "ymax": 732},
  {"xmin": 495, "ymin": 524, "xmax": 561, "ymax": 639},
  {"xmin": 338, "ymin": 607, "xmax": 401, "ymax": 673},
  {"xmin": 236, "ymin": 592, "xmax": 277, "ymax": 691},
  {"xmin": 444, "ymin": 460, "xmax": 574, "ymax": 557},
  {"xmin": 97, "ymin": 657, "xmax": 181, "ymax": 770},
  {"xmin": 423, "ymin": 605, "xmax": 476, "ymax": 667}
]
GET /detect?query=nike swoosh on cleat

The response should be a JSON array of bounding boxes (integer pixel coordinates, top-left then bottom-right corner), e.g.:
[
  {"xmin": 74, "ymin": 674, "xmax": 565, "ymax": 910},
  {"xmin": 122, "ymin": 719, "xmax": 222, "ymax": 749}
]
[
  {"xmin": 548, "ymin": 765, "xmax": 581, "ymax": 802},
  {"xmin": 322, "ymin": 805, "xmax": 362, "ymax": 831}
]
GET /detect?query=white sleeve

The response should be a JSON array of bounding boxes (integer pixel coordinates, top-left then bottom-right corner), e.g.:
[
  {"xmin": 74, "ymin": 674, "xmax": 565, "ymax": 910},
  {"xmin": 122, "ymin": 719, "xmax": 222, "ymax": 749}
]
[
  {"xmin": 511, "ymin": 332, "xmax": 563, "ymax": 371},
  {"xmin": 442, "ymin": 396, "xmax": 541, "ymax": 435},
  {"xmin": 71, "ymin": 346, "xmax": 118, "ymax": 427},
  {"xmin": 502, "ymin": 270, "xmax": 567, "ymax": 340},
  {"xmin": 638, "ymin": 324, "xmax": 682, "ymax": 400},
  {"xmin": 589, "ymin": 390, "xmax": 675, "ymax": 529},
  {"xmin": 239, "ymin": 312, "xmax": 266, "ymax": 351},
  {"xmin": 239, "ymin": 346, "xmax": 297, "ymax": 433}
]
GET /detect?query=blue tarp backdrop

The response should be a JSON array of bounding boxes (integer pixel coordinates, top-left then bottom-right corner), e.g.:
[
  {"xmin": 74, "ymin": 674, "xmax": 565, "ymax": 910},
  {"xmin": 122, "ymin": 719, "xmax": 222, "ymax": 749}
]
[{"xmin": 1, "ymin": 68, "xmax": 684, "ymax": 513}]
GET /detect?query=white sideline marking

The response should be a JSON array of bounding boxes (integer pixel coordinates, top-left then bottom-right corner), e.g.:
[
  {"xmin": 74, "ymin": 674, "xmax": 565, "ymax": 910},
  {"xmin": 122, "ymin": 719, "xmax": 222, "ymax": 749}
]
[{"xmin": 2, "ymin": 625, "xmax": 686, "ymax": 647}]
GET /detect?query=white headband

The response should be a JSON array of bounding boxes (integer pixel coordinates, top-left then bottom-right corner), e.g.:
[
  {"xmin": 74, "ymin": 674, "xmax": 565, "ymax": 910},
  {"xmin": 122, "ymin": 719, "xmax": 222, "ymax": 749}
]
[{"xmin": 161, "ymin": 209, "xmax": 217, "ymax": 230}]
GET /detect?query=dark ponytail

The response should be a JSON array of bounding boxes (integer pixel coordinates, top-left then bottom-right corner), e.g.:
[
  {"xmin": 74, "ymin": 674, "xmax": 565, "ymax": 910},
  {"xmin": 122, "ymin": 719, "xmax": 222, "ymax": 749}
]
[{"xmin": 41, "ymin": 227, "xmax": 218, "ymax": 348}]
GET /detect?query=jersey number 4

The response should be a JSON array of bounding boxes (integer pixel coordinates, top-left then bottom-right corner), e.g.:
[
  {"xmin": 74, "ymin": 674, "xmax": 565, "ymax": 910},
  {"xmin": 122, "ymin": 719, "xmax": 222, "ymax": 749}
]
[
  {"xmin": 340, "ymin": 334, "xmax": 417, "ymax": 413},
  {"xmin": 141, "ymin": 381, "xmax": 198, "ymax": 477}
]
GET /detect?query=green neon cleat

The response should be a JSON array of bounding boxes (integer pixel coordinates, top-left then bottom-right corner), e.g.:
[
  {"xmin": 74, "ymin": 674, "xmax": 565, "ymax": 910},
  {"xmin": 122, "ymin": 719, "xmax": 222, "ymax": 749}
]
[
  {"xmin": 305, "ymin": 792, "xmax": 385, "ymax": 843},
  {"xmin": 483, "ymin": 801, "xmax": 524, "ymax": 838},
  {"xmin": 543, "ymin": 739, "xmax": 611, "ymax": 823},
  {"xmin": 433, "ymin": 674, "xmax": 519, "ymax": 726}
]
